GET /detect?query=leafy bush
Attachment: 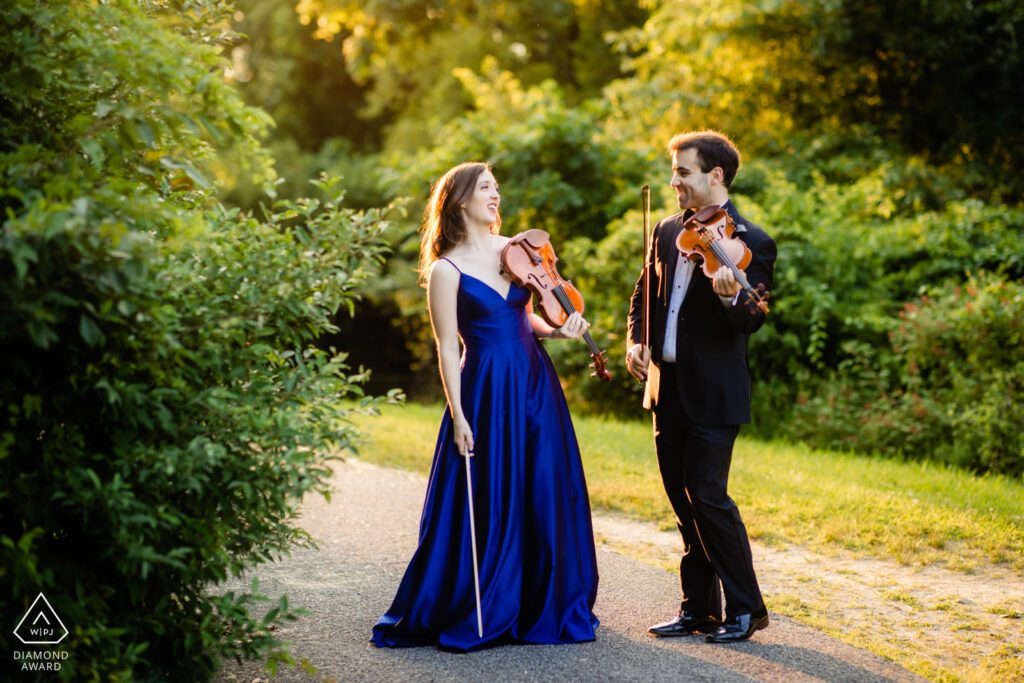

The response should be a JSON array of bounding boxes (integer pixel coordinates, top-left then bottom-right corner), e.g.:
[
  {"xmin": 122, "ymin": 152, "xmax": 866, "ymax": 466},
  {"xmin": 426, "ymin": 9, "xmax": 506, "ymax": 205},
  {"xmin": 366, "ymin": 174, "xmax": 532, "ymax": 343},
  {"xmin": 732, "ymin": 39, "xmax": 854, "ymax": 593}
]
[
  {"xmin": 786, "ymin": 274, "xmax": 1024, "ymax": 476},
  {"xmin": 1, "ymin": 0, "xmax": 393, "ymax": 679}
]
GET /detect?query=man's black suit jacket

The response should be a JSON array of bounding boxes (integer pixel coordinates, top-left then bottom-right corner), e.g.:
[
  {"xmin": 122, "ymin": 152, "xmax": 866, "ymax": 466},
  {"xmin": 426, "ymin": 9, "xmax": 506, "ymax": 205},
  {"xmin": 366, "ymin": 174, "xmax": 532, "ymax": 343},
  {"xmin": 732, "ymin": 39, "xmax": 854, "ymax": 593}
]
[{"xmin": 628, "ymin": 201, "xmax": 776, "ymax": 425}]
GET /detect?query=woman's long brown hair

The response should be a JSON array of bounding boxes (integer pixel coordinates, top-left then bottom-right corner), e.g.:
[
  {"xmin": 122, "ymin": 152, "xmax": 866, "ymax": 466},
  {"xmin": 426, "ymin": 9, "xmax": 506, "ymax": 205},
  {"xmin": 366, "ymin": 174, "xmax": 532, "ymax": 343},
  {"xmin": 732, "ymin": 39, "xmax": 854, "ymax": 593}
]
[{"xmin": 418, "ymin": 162, "xmax": 501, "ymax": 285}]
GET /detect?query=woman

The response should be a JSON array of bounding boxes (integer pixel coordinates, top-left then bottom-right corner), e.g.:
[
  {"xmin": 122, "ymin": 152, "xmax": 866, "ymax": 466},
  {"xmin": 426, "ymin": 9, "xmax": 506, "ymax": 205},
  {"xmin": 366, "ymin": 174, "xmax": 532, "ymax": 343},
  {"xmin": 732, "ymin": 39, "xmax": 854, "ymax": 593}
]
[{"xmin": 371, "ymin": 162, "xmax": 600, "ymax": 651}]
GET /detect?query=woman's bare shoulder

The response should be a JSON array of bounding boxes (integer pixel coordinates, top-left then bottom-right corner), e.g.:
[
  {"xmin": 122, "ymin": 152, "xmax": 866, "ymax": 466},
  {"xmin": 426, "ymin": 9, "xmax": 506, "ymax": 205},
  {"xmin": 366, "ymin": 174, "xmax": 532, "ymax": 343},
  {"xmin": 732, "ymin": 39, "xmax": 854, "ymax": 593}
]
[{"xmin": 429, "ymin": 256, "xmax": 461, "ymax": 282}]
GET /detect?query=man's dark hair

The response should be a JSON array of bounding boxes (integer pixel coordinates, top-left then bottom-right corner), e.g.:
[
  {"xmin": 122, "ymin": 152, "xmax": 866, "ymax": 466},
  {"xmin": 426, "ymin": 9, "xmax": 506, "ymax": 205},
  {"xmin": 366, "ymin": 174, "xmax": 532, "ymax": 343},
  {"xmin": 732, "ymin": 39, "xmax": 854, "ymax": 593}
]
[{"xmin": 668, "ymin": 131, "xmax": 741, "ymax": 189}]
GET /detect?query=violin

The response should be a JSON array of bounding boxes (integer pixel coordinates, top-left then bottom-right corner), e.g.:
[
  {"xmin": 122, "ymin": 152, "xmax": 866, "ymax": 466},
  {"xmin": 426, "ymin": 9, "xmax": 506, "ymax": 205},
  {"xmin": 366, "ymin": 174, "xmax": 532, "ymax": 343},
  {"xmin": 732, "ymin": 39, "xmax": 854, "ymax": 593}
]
[
  {"xmin": 676, "ymin": 206, "xmax": 770, "ymax": 315},
  {"xmin": 500, "ymin": 230, "xmax": 612, "ymax": 382}
]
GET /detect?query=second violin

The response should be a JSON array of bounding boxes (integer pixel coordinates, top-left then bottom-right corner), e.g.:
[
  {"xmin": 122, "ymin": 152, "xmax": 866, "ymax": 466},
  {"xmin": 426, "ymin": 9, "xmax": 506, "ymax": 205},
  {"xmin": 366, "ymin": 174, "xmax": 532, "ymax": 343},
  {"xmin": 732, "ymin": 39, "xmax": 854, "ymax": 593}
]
[{"xmin": 500, "ymin": 230, "xmax": 612, "ymax": 382}]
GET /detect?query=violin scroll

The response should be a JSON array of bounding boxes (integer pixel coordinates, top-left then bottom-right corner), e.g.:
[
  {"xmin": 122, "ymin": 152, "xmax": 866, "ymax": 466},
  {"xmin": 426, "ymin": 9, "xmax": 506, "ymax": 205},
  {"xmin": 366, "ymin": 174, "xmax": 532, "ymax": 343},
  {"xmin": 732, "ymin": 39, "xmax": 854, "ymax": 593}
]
[{"xmin": 588, "ymin": 350, "xmax": 610, "ymax": 382}]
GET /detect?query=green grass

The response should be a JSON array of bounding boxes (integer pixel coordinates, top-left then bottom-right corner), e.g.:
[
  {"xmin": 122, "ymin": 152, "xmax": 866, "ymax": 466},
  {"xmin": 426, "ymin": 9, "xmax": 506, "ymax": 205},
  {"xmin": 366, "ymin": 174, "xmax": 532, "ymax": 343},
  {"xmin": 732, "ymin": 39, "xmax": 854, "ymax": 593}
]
[{"xmin": 347, "ymin": 402, "xmax": 1024, "ymax": 573}]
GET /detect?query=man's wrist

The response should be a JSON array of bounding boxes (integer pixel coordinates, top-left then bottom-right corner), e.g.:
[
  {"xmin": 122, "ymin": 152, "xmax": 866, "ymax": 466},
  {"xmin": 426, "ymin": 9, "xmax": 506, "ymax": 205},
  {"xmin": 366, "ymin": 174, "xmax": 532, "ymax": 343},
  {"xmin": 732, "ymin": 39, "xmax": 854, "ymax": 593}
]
[{"xmin": 719, "ymin": 291, "xmax": 741, "ymax": 307}]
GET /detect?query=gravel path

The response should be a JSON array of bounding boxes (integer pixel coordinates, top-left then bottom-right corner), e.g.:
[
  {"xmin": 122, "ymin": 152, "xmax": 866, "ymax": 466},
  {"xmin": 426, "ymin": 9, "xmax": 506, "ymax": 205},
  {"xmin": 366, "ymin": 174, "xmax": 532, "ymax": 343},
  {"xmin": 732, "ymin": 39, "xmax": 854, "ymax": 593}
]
[{"xmin": 217, "ymin": 460, "xmax": 923, "ymax": 683}]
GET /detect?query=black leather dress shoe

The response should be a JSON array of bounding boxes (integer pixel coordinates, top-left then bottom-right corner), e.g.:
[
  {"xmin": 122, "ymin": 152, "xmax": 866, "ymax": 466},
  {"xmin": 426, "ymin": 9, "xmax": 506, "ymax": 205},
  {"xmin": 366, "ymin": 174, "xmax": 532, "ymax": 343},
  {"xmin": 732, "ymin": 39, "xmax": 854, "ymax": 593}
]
[
  {"xmin": 648, "ymin": 612, "xmax": 722, "ymax": 637},
  {"xmin": 705, "ymin": 609, "xmax": 769, "ymax": 643}
]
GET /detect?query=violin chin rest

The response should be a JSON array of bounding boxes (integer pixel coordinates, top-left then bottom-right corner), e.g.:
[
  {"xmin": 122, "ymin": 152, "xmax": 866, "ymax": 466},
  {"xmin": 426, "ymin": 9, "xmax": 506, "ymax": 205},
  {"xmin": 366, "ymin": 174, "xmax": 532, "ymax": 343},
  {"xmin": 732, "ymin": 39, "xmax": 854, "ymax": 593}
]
[
  {"xmin": 512, "ymin": 228, "xmax": 550, "ymax": 247},
  {"xmin": 691, "ymin": 206, "xmax": 721, "ymax": 223}
]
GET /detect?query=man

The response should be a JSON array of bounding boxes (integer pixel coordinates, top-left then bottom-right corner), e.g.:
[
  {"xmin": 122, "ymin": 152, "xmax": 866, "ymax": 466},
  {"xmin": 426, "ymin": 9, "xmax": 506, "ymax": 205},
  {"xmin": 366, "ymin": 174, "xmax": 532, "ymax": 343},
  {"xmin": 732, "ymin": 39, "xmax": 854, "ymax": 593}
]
[{"xmin": 626, "ymin": 130, "xmax": 776, "ymax": 643}]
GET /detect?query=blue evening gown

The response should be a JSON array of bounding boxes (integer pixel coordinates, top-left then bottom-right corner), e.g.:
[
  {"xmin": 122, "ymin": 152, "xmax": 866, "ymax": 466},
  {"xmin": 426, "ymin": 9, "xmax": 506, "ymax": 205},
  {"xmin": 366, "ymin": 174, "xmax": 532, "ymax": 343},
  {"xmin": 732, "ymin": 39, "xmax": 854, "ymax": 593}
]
[{"xmin": 371, "ymin": 263, "xmax": 599, "ymax": 652}]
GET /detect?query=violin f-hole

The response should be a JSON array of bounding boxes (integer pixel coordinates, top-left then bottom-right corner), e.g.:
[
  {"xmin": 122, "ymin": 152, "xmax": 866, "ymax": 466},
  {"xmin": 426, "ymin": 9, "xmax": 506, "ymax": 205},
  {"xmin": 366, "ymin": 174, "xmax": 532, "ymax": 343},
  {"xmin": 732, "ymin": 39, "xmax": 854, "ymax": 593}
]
[{"xmin": 526, "ymin": 273, "xmax": 548, "ymax": 290}]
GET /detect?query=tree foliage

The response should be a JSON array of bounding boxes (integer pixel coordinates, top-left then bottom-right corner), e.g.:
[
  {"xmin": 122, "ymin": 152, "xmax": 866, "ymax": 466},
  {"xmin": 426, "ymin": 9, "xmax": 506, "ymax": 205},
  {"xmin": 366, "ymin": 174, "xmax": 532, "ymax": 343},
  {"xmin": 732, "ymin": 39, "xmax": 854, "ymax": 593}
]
[
  {"xmin": 608, "ymin": 0, "xmax": 1024, "ymax": 195},
  {"xmin": 287, "ymin": 0, "xmax": 648, "ymax": 150},
  {"xmin": 230, "ymin": 0, "xmax": 382, "ymax": 152}
]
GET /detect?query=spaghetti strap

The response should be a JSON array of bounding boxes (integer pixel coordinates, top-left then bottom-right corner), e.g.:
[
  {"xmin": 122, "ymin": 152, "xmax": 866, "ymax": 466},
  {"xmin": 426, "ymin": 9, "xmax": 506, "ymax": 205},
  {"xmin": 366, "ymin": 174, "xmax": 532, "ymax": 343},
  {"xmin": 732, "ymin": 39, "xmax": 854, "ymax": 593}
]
[{"xmin": 438, "ymin": 257, "xmax": 462, "ymax": 274}]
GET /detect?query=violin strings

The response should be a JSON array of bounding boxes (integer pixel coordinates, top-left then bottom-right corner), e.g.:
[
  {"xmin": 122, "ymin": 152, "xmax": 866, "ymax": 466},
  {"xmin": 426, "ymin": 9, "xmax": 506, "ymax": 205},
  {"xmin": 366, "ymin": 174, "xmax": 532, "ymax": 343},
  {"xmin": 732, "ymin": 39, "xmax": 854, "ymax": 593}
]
[
  {"xmin": 701, "ymin": 229, "xmax": 762, "ymax": 305},
  {"xmin": 521, "ymin": 244, "xmax": 608, "ymax": 376},
  {"xmin": 552, "ymin": 284, "xmax": 600, "ymax": 355}
]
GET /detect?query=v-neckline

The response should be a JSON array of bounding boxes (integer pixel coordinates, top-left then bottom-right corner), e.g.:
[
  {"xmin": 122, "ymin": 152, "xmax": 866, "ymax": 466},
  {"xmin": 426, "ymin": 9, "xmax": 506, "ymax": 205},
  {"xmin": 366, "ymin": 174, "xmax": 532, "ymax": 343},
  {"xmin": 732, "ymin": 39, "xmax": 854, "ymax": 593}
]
[{"xmin": 460, "ymin": 271, "xmax": 513, "ymax": 302}]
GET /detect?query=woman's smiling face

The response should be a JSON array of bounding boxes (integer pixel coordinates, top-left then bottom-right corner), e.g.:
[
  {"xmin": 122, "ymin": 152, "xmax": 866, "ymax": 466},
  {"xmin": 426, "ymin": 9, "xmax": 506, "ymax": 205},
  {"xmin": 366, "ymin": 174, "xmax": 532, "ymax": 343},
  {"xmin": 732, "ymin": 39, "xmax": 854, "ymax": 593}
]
[{"xmin": 461, "ymin": 170, "xmax": 501, "ymax": 226}]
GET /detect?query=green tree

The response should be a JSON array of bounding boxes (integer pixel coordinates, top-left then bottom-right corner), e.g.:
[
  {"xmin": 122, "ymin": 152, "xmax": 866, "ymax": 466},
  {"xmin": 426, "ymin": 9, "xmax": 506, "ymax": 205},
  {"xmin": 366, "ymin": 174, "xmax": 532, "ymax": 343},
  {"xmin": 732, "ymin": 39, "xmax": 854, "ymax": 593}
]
[
  {"xmin": 291, "ymin": 0, "xmax": 648, "ymax": 152},
  {"xmin": 230, "ymin": 0, "xmax": 382, "ymax": 152},
  {"xmin": 798, "ymin": 0, "xmax": 1023, "ymax": 186},
  {"xmin": 608, "ymin": 0, "xmax": 1024, "ymax": 194}
]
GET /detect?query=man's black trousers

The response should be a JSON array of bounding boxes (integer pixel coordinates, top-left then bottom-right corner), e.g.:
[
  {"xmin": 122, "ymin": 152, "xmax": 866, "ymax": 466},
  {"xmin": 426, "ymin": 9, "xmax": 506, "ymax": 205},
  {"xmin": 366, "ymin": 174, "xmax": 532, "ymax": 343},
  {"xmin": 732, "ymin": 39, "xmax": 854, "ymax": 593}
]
[{"xmin": 652, "ymin": 361, "xmax": 764, "ymax": 618}]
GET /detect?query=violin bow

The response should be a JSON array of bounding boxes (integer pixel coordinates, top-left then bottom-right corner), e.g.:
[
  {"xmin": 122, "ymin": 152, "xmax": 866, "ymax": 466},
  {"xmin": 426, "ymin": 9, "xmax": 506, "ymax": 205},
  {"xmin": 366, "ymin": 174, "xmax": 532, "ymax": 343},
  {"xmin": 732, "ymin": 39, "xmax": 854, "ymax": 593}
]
[
  {"xmin": 641, "ymin": 184, "xmax": 651, "ymax": 353},
  {"xmin": 464, "ymin": 450, "xmax": 484, "ymax": 637}
]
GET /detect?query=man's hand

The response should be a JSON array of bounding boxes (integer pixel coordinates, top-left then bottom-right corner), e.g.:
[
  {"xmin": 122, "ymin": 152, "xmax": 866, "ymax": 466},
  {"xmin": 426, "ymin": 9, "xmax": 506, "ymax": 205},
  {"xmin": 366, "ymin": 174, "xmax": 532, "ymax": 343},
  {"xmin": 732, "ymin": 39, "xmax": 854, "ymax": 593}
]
[
  {"xmin": 625, "ymin": 343, "xmax": 651, "ymax": 382},
  {"xmin": 712, "ymin": 266, "xmax": 741, "ymax": 298}
]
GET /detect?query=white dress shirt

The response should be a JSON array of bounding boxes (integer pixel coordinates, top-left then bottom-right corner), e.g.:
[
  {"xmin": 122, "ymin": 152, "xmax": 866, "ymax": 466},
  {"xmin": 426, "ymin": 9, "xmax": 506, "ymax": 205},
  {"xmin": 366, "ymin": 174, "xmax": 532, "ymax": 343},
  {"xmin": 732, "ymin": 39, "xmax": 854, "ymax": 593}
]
[{"xmin": 661, "ymin": 253, "xmax": 694, "ymax": 363}]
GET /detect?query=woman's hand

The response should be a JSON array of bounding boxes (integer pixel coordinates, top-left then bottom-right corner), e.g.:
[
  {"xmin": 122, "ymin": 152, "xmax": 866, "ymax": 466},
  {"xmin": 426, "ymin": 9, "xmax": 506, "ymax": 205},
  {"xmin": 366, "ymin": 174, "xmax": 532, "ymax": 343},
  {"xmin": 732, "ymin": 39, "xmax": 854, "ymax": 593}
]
[
  {"xmin": 454, "ymin": 416, "xmax": 475, "ymax": 457},
  {"xmin": 554, "ymin": 311, "xmax": 590, "ymax": 340}
]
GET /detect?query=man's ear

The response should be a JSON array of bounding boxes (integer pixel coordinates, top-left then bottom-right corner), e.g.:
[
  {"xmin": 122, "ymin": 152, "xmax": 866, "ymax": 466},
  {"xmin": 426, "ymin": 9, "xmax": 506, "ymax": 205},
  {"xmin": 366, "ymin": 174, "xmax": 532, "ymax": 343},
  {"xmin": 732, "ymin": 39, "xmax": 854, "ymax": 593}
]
[{"xmin": 711, "ymin": 166, "xmax": 725, "ymax": 186}]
